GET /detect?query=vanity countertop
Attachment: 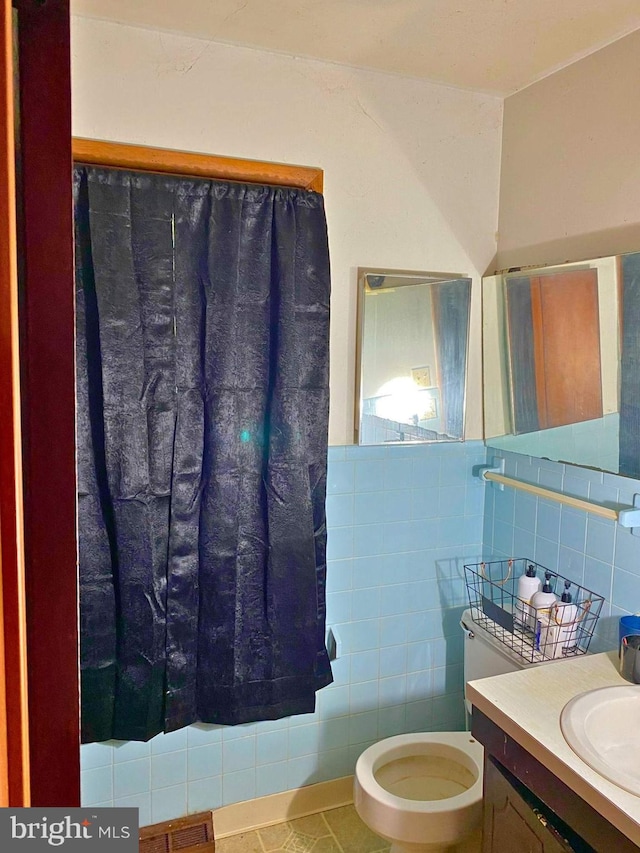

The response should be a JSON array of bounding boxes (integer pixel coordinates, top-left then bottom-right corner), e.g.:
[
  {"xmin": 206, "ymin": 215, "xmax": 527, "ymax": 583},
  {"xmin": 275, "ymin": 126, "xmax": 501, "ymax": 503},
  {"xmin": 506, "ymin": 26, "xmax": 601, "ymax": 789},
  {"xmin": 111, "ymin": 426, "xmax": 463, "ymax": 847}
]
[{"xmin": 467, "ymin": 649, "xmax": 640, "ymax": 846}]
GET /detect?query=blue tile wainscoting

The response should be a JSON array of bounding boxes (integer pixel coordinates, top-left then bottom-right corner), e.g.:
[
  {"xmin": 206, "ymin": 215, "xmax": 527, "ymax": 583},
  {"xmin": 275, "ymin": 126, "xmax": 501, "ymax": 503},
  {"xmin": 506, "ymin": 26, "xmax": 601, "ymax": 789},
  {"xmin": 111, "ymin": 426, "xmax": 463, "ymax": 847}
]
[
  {"xmin": 482, "ymin": 450, "xmax": 640, "ymax": 655},
  {"xmin": 81, "ymin": 443, "xmax": 640, "ymax": 825},
  {"xmin": 484, "ymin": 414, "xmax": 619, "ymax": 476},
  {"xmin": 80, "ymin": 440, "xmax": 487, "ymax": 823}
]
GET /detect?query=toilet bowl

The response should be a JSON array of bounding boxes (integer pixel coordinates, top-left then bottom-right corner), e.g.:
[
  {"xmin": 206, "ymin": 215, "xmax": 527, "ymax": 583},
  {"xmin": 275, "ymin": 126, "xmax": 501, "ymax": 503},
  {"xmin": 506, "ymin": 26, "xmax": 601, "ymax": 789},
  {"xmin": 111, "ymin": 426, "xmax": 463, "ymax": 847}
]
[
  {"xmin": 352, "ymin": 610, "xmax": 544, "ymax": 851},
  {"xmin": 354, "ymin": 732, "xmax": 483, "ymax": 853}
]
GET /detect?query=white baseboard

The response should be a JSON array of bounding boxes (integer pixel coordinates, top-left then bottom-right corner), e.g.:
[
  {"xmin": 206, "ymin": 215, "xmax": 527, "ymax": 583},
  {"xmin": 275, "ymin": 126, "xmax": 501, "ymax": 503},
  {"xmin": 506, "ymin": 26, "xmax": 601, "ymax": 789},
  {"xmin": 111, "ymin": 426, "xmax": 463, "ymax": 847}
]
[{"xmin": 213, "ymin": 775, "xmax": 354, "ymax": 838}]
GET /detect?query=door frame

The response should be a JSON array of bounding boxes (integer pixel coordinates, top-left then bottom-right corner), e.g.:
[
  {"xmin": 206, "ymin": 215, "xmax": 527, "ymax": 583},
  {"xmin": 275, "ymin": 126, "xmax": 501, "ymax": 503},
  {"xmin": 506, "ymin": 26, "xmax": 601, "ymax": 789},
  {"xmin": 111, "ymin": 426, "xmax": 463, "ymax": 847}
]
[
  {"xmin": 0, "ymin": 0, "xmax": 29, "ymax": 807},
  {"xmin": 15, "ymin": 0, "xmax": 79, "ymax": 807}
]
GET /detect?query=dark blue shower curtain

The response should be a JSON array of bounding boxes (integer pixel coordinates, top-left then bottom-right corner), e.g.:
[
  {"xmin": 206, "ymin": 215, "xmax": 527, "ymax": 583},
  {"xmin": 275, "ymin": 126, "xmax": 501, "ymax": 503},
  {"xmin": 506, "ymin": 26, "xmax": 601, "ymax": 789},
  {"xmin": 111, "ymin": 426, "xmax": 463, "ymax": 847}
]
[{"xmin": 75, "ymin": 166, "xmax": 333, "ymax": 743}]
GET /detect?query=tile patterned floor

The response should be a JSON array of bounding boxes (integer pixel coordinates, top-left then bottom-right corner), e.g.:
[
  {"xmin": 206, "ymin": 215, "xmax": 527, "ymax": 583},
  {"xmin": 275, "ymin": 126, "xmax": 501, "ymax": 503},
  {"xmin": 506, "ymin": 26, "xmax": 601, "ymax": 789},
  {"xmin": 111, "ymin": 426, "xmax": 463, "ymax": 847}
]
[{"xmin": 215, "ymin": 805, "xmax": 390, "ymax": 853}]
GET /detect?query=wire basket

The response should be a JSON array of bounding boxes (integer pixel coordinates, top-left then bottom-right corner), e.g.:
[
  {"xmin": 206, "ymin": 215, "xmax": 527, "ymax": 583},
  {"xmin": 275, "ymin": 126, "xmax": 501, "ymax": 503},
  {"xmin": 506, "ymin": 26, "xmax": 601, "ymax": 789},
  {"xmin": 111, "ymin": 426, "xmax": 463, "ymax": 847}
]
[{"xmin": 464, "ymin": 558, "xmax": 604, "ymax": 665}]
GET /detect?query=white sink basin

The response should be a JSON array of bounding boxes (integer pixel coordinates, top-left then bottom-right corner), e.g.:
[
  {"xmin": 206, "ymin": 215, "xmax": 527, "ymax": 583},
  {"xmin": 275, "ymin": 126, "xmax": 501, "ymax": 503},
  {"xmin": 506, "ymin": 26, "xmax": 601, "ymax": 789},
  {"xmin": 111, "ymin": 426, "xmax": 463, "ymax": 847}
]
[{"xmin": 560, "ymin": 685, "xmax": 640, "ymax": 796}]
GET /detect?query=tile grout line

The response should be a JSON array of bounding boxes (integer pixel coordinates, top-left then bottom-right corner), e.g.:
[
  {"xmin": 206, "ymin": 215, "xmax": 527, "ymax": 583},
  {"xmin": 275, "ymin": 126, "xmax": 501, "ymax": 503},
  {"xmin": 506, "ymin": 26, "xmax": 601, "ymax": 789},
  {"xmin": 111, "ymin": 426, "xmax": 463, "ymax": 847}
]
[
  {"xmin": 318, "ymin": 811, "xmax": 345, "ymax": 852},
  {"xmin": 256, "ymin": 824, "xmax": 269, "ymax": 853}
]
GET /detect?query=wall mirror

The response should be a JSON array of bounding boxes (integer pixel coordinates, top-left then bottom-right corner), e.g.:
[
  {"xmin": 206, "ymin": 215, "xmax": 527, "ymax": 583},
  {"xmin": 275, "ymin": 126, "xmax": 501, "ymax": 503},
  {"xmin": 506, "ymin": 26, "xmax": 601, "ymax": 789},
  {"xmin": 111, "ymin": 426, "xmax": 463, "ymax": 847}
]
[
  {"xmin": 355, "ymin": 268, "xmax": 472, "ymax": 445},
  {"xmin": 483, "ymin": 250, "xmax": 640, "ymax": 477}
]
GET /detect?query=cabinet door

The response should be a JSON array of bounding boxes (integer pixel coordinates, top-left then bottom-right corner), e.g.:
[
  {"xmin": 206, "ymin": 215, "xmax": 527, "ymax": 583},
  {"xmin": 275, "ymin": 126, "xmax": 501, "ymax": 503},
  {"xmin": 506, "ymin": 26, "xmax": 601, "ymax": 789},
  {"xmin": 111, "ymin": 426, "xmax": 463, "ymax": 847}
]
[{"xmin": 483, "ymin": 758, "xmax": 585, "ymax": 853}]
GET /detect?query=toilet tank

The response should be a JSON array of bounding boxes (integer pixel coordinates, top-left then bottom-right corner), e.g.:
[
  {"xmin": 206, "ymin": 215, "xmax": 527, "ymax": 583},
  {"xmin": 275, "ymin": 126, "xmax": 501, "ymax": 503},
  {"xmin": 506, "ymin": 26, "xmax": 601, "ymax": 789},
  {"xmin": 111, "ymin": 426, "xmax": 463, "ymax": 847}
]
[{"xmin": 461, "ymin": 608, "xmax": 540, "ymax": 715}]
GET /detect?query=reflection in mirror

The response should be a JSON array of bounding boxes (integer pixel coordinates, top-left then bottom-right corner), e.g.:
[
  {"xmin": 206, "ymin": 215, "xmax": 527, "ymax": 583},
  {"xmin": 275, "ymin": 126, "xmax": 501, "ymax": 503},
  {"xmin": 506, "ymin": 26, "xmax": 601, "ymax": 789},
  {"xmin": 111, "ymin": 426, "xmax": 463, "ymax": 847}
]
[
  {"xmin": 355, "ymin": 268, "xmax": 471, "ymax": 445},
  {"xmin": 505, "ymin": 267, "xmax": 604, "ymax": 434},
  {"xmin": 483, "ymin": 251, "xmax": 640, "ymax": 477}
]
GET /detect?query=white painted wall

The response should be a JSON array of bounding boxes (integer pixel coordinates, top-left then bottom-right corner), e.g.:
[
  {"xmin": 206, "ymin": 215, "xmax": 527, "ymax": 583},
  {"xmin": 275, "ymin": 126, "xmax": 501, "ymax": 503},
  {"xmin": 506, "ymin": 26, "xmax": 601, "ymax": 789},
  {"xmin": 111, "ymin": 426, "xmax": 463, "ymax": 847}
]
[
  {"xmin": 497, "ymin": 28, "xmax": 640, "ymax": 270},
  {"xmin": 71, "ymin": 17, "xmax": 503, "ymax": 445}
]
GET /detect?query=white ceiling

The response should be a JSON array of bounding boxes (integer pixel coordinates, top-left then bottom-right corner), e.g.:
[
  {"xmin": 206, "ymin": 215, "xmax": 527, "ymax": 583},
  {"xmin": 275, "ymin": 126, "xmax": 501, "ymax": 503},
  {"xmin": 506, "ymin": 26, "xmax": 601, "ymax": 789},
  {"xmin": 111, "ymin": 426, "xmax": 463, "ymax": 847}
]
[{"xmin": 71, "ymin": 0, "xmax": 640, "ymax": 96}]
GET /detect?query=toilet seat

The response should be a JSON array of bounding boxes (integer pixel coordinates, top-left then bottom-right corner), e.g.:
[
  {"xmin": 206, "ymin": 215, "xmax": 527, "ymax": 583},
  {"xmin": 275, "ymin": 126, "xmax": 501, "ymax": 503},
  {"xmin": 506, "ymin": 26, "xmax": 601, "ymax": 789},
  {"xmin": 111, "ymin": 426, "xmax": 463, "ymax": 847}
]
[
  {"xmin": 357, "ymin": 733, "xmax": 482, "ymax": 812},
  {"xmin": 354, "ymin": 732, "xmax": 483, "ymax": 852}
]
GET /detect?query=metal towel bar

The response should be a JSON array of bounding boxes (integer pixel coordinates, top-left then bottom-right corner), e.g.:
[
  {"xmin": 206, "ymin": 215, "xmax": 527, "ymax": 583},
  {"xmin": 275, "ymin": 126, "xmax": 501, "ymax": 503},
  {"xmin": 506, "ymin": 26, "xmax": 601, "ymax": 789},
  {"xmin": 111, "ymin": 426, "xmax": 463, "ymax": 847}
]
[{"xmin": 477, "ymin": 458, "xmax": 640, "ymax": 534}]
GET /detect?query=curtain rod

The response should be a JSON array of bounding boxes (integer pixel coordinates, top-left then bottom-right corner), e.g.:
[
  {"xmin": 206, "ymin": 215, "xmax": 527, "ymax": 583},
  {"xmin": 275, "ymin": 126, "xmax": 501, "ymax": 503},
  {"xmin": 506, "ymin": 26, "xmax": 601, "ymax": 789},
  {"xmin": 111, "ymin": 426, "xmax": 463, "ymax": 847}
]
[
  {"xmin": 478, "ymin": 460, "xmax": 640, "ymax": 532},
  {"xmin": 72, "ymin": 138, "xmax": 324, "ymax": 193}
]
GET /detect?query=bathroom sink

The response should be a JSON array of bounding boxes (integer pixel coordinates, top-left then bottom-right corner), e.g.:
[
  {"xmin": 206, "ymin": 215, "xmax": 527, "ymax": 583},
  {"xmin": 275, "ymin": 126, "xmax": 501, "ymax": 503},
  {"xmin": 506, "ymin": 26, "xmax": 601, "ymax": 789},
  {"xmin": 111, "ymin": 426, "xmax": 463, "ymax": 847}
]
[{"xmin": 560, "ymin": 685, "xmax": 640, "ymax": 796}]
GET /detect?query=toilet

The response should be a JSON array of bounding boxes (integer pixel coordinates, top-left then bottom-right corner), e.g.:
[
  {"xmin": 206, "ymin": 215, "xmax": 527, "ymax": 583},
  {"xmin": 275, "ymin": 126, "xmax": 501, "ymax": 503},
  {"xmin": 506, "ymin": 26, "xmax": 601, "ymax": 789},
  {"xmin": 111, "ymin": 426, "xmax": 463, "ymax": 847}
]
[{"xmin": 354, "ymin": 609, "xmax": 539, "ymax": 852}]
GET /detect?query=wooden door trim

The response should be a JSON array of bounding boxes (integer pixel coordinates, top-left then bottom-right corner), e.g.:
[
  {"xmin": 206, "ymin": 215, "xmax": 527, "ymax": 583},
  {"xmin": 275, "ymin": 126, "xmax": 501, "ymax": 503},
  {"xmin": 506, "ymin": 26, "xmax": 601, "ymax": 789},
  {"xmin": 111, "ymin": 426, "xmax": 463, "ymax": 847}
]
[
  {"xmin": 0, "ymin": 0, "xmax": 29, "ymax": 806},
  {"xmin": 72, "ymin": 138, "xmax": 324, "ymax": 193},
  {"xmin": 16, "ymin": 0, "xmax": 79, "ymax": 807}
]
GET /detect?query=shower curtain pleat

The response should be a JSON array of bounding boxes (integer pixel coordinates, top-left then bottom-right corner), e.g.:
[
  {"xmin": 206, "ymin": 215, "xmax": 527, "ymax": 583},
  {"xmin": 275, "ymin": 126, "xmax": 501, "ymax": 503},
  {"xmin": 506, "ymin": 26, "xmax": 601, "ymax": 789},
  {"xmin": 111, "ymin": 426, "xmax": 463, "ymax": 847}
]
[
  {"xmin": 164, "ymin": 182, "xmax": 208, "ymax": 731},
  {"xmin": 75, "ymin": 167, "xmax": 332, "ymax": 742},
  {"xmin": 75, "ymin": 170, "xmax": 118, "ymax": 744}
]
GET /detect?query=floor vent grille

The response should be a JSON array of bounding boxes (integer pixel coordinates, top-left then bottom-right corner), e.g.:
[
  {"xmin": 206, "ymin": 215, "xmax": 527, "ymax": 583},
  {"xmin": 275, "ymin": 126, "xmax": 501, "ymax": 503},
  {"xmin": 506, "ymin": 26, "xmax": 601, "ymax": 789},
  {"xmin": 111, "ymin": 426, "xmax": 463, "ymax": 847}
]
[{"xmin": 140, "ymin": 811, "xmax": 215, "ymax": 853}]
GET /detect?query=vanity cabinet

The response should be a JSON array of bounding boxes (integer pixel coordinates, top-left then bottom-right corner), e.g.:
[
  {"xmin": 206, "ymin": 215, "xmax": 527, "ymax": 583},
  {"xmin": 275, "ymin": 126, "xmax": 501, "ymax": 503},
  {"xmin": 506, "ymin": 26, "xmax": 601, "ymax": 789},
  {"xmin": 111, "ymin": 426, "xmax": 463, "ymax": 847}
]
[
  {"xmin": 483, "ymin": 756, "xmax": 588, "ymax": 852},
  {"xmin": 473, "ymin": 708, "xmax": 638, "ymax": 853}
]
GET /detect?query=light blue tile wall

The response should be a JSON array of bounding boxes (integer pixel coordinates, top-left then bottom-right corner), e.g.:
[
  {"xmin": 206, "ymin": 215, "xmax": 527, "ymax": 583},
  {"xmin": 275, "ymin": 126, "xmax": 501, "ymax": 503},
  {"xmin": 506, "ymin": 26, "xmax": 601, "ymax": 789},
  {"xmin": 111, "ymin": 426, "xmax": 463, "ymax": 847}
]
[
  {"xmin": 482, "ymin": 451, "xmax": 640, "ymax": 653},
  {"xmin": 80, "ymin": 440, "xmax": 486, "ymax": 823},
  {"xmin": 486, "ymin": 414, "xmax": 619, "ymax": 475}
]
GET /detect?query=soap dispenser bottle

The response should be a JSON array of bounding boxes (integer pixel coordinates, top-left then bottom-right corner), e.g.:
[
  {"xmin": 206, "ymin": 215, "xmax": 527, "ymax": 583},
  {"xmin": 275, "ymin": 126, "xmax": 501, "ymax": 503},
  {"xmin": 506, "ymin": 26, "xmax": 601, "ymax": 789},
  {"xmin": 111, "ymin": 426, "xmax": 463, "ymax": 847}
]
[
  {"xmin": 531, "ymin": 572, "xmax": 558, "ymax": 652},
  {"xmin": 516, "ymin": 563, "xmax": 541, "ymax": 629},
  {"xmin": 556, "ymin": 580, "xmax": 579, "ymax": 654}
]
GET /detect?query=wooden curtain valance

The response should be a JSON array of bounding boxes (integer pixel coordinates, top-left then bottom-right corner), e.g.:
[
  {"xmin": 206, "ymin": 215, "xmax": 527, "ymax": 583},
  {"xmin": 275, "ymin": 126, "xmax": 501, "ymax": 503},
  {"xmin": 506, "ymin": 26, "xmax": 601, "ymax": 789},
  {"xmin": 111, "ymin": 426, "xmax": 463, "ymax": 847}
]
[{"xmin": 72, "ymin": 138, "xmax": 323, "ymax": 193}]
